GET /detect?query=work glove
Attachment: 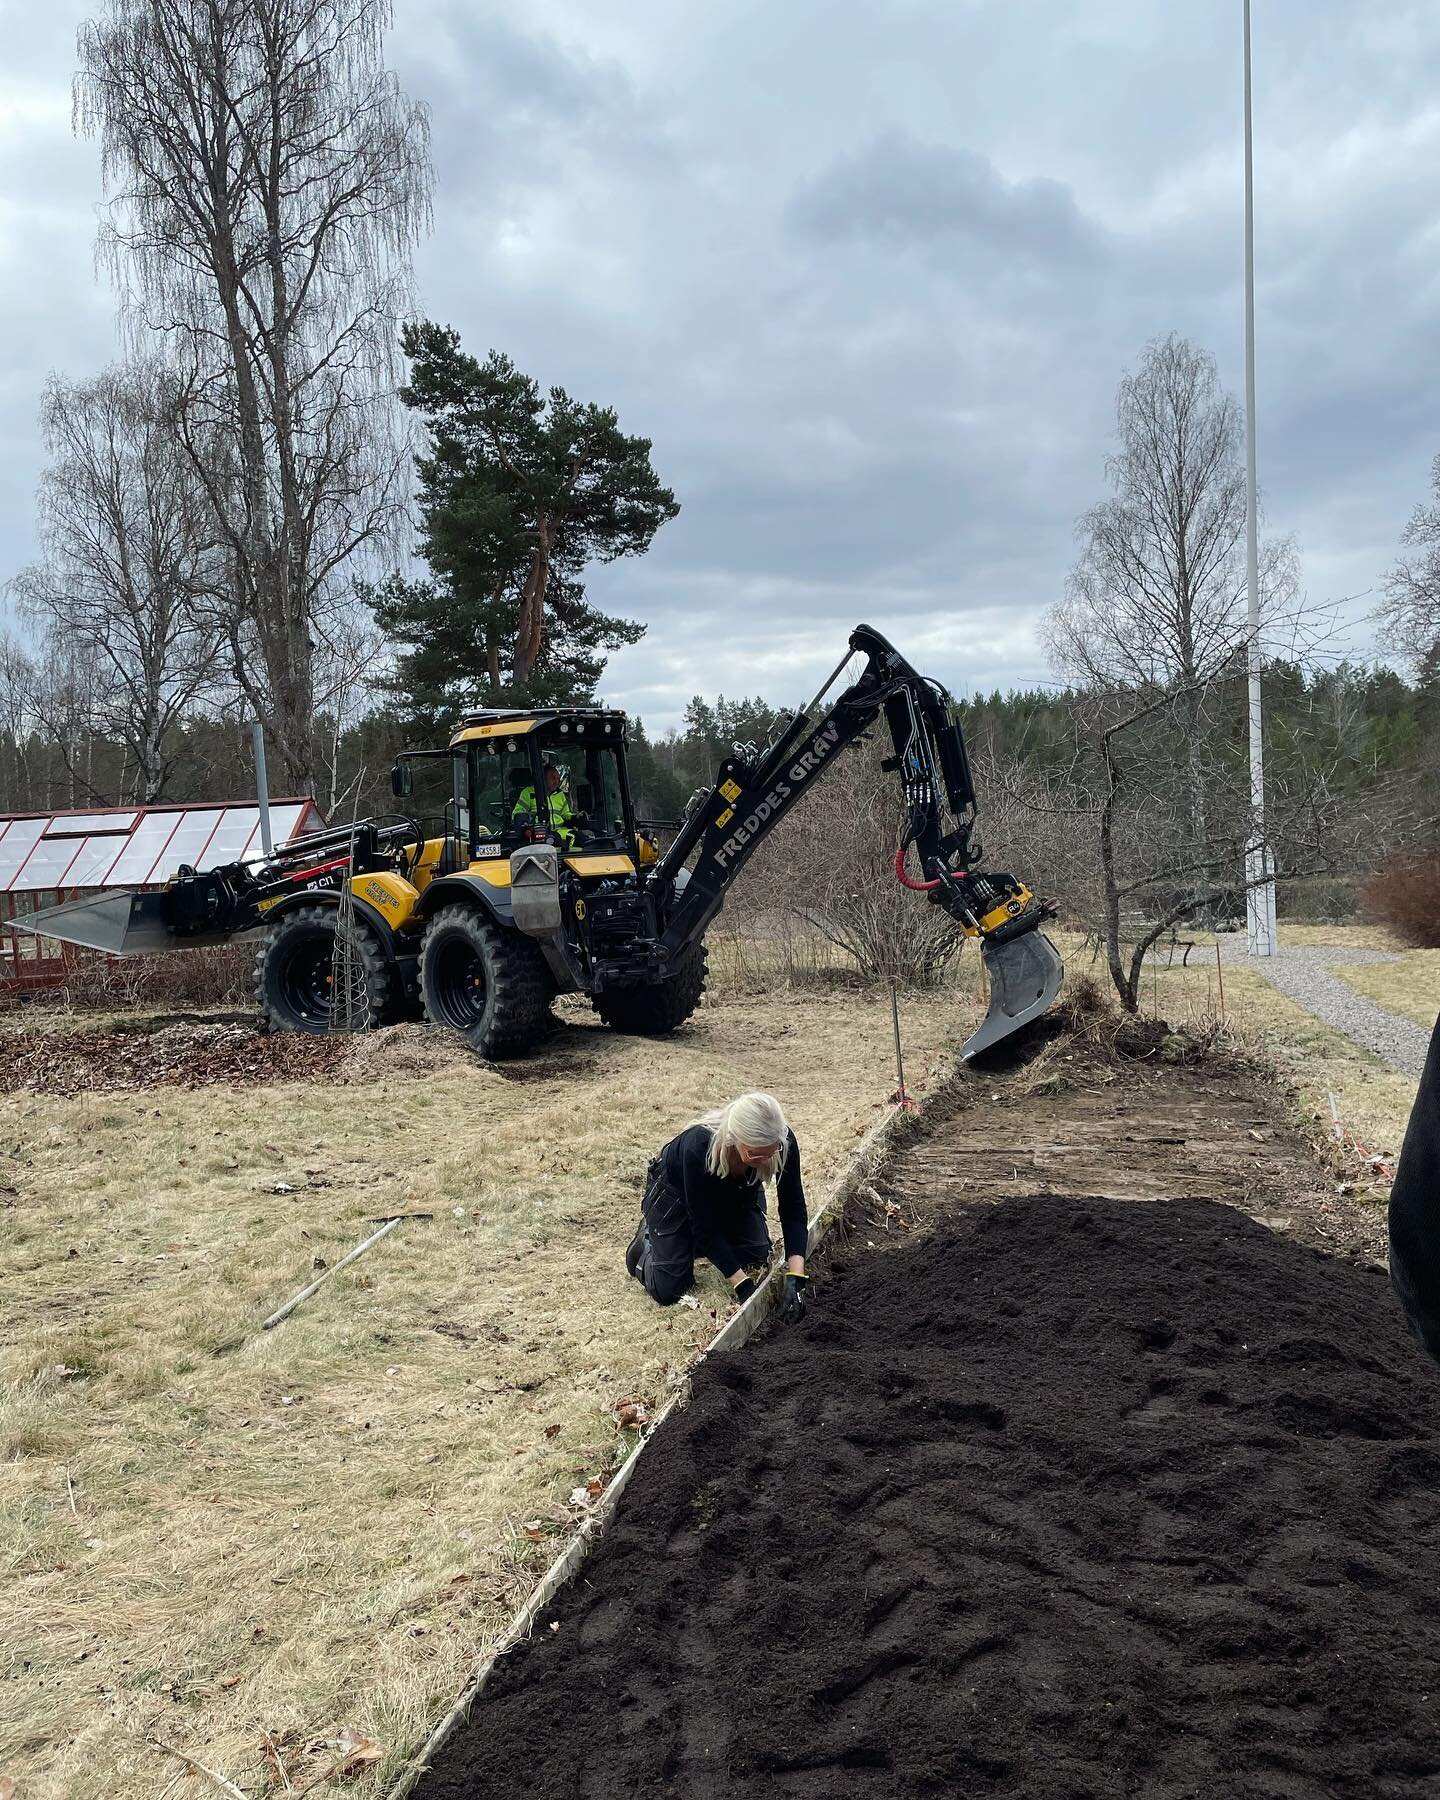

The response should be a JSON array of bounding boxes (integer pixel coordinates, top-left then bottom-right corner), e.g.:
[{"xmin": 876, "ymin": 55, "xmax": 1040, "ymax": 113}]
[
  {"xmin": 733, "ymin": 1277, "xmax": 758, "ymax": 1303},
  {"xmin": 778, "ymin": 1273, "xmax": 810, "ymax": 1323}
]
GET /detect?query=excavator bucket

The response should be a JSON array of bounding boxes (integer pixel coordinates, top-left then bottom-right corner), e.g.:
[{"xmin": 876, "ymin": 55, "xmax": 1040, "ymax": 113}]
[
  {"xmin": 963, "ymin": 928, "xmax": 1065, "ymax": 1061},
  {"xmin": 4, "ymin": 890, "xmax": 181, "ymax": 957}
]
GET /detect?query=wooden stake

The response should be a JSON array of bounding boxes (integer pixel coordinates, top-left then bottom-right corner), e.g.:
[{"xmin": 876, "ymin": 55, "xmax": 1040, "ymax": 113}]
[
  {"xmin": 1214, "ymin": 941, "xmax": 1226, "ymax": 1019},
  {"xmin": 261, "ymin": 1216, "xmax": 404, "ymax": 1330}
]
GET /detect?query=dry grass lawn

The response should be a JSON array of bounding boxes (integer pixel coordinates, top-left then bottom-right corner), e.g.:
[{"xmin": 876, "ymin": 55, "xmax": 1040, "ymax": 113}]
[
  {"xmin": 1, "ymin": 963, "xmax": 969, "ymax": 1799},
  {"xmin": 1332, "ymin": 946, "xmax": 1440, "ymax": 1032}
]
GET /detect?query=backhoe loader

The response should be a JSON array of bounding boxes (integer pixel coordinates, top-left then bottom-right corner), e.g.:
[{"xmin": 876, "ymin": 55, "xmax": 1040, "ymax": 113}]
[{"xmin": 7, "ymin": 625, "xmax": 1063, "ymax": 1060}]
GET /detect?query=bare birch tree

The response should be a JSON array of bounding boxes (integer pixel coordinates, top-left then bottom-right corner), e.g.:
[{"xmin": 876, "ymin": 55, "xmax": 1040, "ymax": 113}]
[
  {"xmin": 1047, "ymin": 334, "xmax": 1297, "ymax": 691},
  {"xmin": 1384, "ymin": 453, "xmax": 1440, "ymax": 680},
  {"xmin": 10, "ymin": 363, "xmax": 220, "ymax": 801},
  {"xmin": 74, "ymin": 0, "xmax": 432, "ymax": 793},
  {"xmin": 1046, "ymin": 334, "xmax": 1300, "ymax": 914}
]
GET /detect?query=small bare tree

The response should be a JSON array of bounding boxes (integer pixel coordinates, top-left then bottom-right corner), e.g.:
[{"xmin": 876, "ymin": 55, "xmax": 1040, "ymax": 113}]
[
  {"xmin": 75, "ymin": 0, "xmax": 432, "ymax": 793},
  {"xmin": 1384, "ymin": 453, "xmax": 1440, "ymax": 680},
  {"xmin": 975, "ymin": 683, "xmax": 1361, "ymax": 1013},
  {"xmin": 10, "ymin": 363, "xmax": 220, "ymax": 801},
  {"xmin": 743, "ymin": 738, "xmax": 964, "ymax": 986},
  {"xmin": 1047, "ymin": 334, "xmax": 1298, "ymax": 690}
]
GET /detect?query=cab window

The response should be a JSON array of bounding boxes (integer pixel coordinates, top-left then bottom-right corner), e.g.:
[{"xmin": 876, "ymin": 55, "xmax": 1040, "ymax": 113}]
[
  {"xmin": 545, "ymin": 746, "xmax": 627, "ymax": 848},
  {"xmin": 469, "ymin": 745, "xmax": 540, "ymax": 847}
]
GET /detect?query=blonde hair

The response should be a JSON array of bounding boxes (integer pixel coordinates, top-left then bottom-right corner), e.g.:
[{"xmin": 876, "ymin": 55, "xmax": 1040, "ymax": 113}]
[{"xmin": 692, "ymin": 1091, "xmax": 791, "ymax": 1183}]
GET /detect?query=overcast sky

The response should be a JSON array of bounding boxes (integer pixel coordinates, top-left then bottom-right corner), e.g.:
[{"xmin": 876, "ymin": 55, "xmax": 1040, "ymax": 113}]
[{"xmin": 1, "ymin": 0, "xmax": 1436, "ymax": 728}]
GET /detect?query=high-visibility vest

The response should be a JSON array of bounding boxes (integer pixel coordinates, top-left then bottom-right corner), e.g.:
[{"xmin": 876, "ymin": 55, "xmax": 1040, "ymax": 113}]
[{"xmin": 513, "ymin": 785, "xmax": 575, "ymax": 840}]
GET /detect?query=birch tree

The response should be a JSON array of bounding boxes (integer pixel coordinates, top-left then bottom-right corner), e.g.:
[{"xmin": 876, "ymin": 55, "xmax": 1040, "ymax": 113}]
[
  {"xmin": 10, "ymin": 363, "xmax": 219, "ymax": 801},
  {"xmin": 1046, "ymin": 334, "xmax": 1299, "ymax": 909},
  {"xmin": 74, "ymin": 0, "xmax": 432, "ymax": 792},
  {"xmin": 1384, "ymin": 453, "xmax": 1440, "ymax": 682},
  {"xmin": 1047, "ymin": 334, "xmax": 1297, "ymax": 692}
]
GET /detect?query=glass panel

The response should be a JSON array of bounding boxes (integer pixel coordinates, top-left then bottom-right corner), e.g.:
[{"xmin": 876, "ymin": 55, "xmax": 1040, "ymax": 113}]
[
  {"xmin": 156, "ymin": 809, "xmax": 224, "ymax": 877},
  {"xmin": 470, "ymin": 745, "xmax": 536, "ymax": 849},
  {"xmin": 105, "ymin": 811, "xmax": 185, "ymax": 886},
  {"xmin": 198, "ymin": 808, "xmax": 259, "ymax": 870},
  {"xmin": 546, "ymin": 746, "xmax": 627, "ymax": 848},
  {"xmin": 44, "ymin": 811, "xmax": 138, "ymax": 836},
  {"xmin": 64, "ymin": 833, "xmax": 133, "ymax": 888},
  {"xmin": 11, "ymin": 832, "xmax": 86, "ymax": 890},
  {"xmin": 270, "ymin": 804, "xmax": 306, "ymax": 847},
  {"xmin": 399, "ymin": 754, "xmax": 460, "ymax": 848},
  {"xmin": 0, "ymin": 819, "xmax": 46, "ymax": 891}
]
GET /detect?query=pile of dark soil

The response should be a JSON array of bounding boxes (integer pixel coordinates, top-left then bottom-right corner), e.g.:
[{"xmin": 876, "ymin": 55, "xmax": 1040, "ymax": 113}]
[
  {"xmin": 418, "ymin": 1194, "xmax": 1440, "ymax": 1799},
  {"xmin": 0, "ymin": 1018, "xmax": 351, "ymax": 1095}
]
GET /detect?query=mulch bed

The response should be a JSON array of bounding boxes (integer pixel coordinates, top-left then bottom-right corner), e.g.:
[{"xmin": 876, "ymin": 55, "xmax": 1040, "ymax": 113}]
[
  {"xmin": 416, "ymin": 1191, "xmax": 1440, "ymax": 1799},
  {"xmin": 0, "ymin": 1019, "xmax": 352, "ymax": 1095}
]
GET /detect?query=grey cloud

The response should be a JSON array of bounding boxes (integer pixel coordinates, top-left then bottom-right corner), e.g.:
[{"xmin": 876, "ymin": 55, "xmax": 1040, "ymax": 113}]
[
  {"xmin": 3, "ymin": 0, "xmax": 1437, "ymax": 730},
  {"xmin": 789, "ymin": 131, "xmax": 1102, "ymax": 267}
]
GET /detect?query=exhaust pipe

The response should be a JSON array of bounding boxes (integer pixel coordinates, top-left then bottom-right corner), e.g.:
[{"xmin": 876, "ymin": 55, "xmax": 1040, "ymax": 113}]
[{"xmin": 962, "ymin": 927, "xmax": 1065, "ymax": 1061}]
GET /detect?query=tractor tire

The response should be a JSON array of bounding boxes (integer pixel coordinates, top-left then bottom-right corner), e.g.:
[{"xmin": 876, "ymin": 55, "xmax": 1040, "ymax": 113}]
[
  {"xmin": 254, "ymin": 904, "xmax": 397, "ymax": 1034},
  {"xmin": 593, "ymin": 942, "xmax": 708, "ymax": 1037},
  {"xmin": 419, "ymin": 905, "xmax": 555, "ymax": 1059}
]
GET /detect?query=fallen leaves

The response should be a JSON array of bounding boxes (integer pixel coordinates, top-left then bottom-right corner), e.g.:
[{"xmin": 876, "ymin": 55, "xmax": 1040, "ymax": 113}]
[
  {"xmin": 0, "ymin": 1020, "xmax": 352, "ymax": 1098},
  {"xmin": 613, "ymin": 1398, "xmax": 649, "ymax": 1431},
  {"xmin": 567, "ymin": 1475, "xmax": 607, "ymax": 1509}
]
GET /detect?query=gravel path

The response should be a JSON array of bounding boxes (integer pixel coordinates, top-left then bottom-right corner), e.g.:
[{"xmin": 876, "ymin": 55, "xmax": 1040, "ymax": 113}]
[{"xmin": 1214, "ymin": 936, "xmax": 1433, "ymax": 1080}]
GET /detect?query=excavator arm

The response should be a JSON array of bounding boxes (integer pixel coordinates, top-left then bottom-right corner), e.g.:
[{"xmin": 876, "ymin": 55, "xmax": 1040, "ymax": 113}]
[{"xmin": 647, "ymin": 623, "xmax": 1063, "ymax": 1059}]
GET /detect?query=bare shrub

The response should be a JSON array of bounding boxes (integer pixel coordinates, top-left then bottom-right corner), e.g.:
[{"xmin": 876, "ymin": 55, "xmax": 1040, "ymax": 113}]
[
  {"xmin": 1363, "ymin": 854, "xmax": 1440, "ymax": 948},
  {"xmin": 54, "ymin": 942, "xmax": 253, "ymax": 1013},
  {"xmin": 735, "ymin": 738, "xmax": 964, "ymax": 987}
]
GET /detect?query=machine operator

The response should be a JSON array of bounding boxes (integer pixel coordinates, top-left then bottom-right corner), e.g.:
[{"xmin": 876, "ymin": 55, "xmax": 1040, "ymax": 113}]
[
  {"xmin": 513, "ymin": 761, "xmax": 575, "ymax": 847},
  {"xmin": 626, "ymin": 1090, "xmax": 811, "ymax": 1322}
]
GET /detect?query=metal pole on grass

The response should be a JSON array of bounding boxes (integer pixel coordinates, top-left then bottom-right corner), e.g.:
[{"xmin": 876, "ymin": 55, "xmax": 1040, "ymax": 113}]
[
  {"xmin": 889, "ymin": 979, "xmax": 913, "ymax": 1109},
  {"xmin": 252, "ymin": 720, "xmax": 274, "ymax": 860},
  {"xmin": 1242, "ymin": 0, "xmax": 1276, "ymax": 958}
]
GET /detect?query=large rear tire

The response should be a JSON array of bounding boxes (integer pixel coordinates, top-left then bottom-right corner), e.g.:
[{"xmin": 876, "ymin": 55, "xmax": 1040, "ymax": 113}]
[
  {"xmin": 254, "ymin": 904, "xmax": 397, "ymax": 1034},
  {"xmin": 593, "ymin": 943, "xmax": 708, "ymax": 1036},
  {"xmin": 419, "ymin": 905, "xmax": 554, "ymax": 1059}
]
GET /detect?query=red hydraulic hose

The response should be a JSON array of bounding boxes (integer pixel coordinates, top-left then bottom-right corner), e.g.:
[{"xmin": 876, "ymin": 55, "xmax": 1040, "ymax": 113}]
[{"xmin": 894, "ymin": 843, "xmax": 942, "ymax": 892}]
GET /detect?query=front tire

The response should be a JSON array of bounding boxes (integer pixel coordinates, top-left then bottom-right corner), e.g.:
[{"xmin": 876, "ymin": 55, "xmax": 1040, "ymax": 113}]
[
  {"xmin": 593, "ymin": 943, "xmax": 708, "ymax": 1036},
  {"xmin": 419, "ymin": 905, "xmax": 554, "ymax": 1059},
  {"xmin": 254, "ymin": 904, "xmax": 397, "ymax": 1034}
]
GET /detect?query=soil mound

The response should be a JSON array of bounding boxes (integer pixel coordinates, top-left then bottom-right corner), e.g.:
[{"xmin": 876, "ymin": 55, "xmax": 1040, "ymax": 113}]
[{"xmin": 418, "ymin": 1194, "xmax": 1440, "ymax": 1799}]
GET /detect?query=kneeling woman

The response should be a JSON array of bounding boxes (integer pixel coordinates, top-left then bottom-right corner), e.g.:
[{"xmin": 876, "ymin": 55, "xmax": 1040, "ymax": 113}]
[{"xmin": 626, "ymin": 1091, "xmax": 810, "ymax": 1321}]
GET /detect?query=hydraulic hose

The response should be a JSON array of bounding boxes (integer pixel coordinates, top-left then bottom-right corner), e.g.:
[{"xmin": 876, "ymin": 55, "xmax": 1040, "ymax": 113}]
[{"xmin": 894, "ymin": 842, "xmax": 942, "ymax": 892}]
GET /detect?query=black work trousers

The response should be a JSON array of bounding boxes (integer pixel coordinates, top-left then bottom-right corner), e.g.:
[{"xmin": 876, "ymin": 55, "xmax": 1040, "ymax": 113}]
[{"xmin": 634, "ymin": 1159, "xmax": 772, "ymax": 1305}]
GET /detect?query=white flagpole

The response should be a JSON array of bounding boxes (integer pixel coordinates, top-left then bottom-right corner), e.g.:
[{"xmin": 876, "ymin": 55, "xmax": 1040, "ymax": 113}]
[{"xmin": 1243, "ymin": 0, "xmax": 1276, "ymax": 957}]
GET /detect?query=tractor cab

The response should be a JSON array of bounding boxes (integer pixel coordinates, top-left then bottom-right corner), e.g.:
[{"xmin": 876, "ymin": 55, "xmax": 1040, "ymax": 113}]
[{"xmin": 390, "ymin": 705, "xmax": 652, "ymax": 882}]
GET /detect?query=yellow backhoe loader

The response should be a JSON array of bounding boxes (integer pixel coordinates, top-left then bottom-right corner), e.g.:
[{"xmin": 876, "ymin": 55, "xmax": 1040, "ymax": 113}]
[{"xmin": 8, "ymin": 625, "xmax": 1063, "ymax": 1060}]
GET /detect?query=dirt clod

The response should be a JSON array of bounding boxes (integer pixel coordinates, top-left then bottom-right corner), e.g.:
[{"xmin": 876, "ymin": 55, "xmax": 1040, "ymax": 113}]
[{"xmin": 417, "ymin": 1188, "xmax": 1440, "ymax": 1799}]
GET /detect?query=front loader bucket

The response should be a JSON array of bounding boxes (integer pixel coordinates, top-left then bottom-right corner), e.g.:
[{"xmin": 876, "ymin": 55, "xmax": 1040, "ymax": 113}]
[
  {"xmin": 963, "ymin": 928, "xmax": 1065, "ymax": 1061},
  {"xmin": 4, "ymin": 890, "xmax": 180, "ymax": 957}
]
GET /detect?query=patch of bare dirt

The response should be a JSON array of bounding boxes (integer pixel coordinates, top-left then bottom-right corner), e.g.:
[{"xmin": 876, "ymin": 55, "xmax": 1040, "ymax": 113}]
[
  {"xmin": 0, "ymin": 1018, "xmax": 353, "ymax": 1095},
  {"xmin": 874, "ymin": 1024, "xmax": 1387, "ymax": 1266}
]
